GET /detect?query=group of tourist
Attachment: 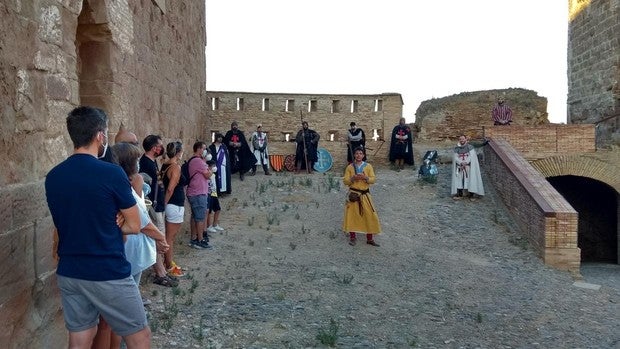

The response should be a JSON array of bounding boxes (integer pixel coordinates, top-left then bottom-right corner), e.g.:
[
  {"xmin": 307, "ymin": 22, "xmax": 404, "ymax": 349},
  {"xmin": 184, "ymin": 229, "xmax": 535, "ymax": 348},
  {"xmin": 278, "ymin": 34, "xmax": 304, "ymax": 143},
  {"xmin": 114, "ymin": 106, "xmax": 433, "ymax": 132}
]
[
  {"xmin": 45, "ymin": 97, "xmax": 510, "ymax": 347},
  {"xmin": 45, "ymin": 107, "xmax": 236, "ymax": 348}
]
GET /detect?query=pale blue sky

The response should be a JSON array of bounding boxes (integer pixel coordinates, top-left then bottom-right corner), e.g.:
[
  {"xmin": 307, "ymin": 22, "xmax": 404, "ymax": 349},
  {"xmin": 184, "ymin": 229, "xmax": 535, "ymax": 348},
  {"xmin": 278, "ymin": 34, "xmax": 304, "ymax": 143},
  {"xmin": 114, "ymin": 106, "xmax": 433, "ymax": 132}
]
[{"xmin": 205, "ymin": 0, "xmax": 568, "ymax": 123}]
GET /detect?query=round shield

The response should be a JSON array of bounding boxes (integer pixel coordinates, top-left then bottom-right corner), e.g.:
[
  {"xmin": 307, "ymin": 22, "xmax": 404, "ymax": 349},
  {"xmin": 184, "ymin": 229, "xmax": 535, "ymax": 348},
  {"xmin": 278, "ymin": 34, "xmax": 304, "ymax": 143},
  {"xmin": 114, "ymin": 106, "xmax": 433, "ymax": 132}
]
[
  {"xmin": 284, "ymin": 154, "xmax": 296, "ymax": 172},
  {"xmin": 313, "ymin": 148, "xmax": 333, "ymax": 173},
  {"xmin": 269, "ymin": 154, "xmax": 285, "ymax": 172}
]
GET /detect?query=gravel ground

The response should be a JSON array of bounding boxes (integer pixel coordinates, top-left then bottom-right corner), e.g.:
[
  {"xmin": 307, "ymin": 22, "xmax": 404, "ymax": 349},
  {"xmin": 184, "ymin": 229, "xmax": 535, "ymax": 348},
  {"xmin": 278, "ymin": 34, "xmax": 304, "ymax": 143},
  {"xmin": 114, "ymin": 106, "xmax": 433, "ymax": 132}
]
[{"xmin": 143, "ymin": 161, "xmax": 620, "ymax": 349}]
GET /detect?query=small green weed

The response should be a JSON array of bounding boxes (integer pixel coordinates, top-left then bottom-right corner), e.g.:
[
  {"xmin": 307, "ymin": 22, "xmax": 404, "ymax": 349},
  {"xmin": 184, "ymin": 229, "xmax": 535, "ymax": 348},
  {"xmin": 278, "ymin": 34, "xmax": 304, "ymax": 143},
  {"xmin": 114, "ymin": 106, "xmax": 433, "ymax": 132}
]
[{"xmin": 316, "ymin": 318, "xmax": 339, "ymax": 347}]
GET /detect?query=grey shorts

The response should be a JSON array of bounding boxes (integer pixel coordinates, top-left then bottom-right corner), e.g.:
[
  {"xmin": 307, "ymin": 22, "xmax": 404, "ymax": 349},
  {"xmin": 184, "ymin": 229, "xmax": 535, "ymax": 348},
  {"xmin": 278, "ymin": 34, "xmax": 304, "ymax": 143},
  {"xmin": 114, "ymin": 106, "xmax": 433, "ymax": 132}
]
[
  {"xmin": 56, "ymin": 275, "xmax": 148, "ymax": 337},
  {"xmin": 187, "ymin": 194, "xmax": 209, "ymax": 221}
]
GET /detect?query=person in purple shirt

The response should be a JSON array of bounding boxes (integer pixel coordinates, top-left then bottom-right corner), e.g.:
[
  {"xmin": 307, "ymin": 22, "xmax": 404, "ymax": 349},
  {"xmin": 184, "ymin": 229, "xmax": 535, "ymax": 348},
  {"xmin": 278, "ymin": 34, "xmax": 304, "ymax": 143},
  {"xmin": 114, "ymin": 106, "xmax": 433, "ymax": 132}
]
[
  {"xmin": 186, "ymin": 141, "xmax": 213, "ymax": 249},
  {"xmin": 45, "ymin": 106, "xmax": 150, "ymax": 348}
]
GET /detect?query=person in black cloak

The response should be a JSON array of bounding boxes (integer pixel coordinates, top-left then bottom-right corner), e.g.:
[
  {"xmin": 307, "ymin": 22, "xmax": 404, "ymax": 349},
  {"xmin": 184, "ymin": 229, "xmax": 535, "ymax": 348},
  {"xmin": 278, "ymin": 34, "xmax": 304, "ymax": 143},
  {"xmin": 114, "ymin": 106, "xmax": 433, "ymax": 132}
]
[
  {"xmin": 295, "ymin": 121, "xmax": 320, "ymax": 173},
  {"xmin": 388, "ymin": 117, "xmax": 414, "ymax": 171},
  {"xmin": 346, "ymin": 121, "xmax": 366, "ymax": 163},
  {"xmin": 223, "ymin": 121, "xmax": 256, "ymax": 181}
]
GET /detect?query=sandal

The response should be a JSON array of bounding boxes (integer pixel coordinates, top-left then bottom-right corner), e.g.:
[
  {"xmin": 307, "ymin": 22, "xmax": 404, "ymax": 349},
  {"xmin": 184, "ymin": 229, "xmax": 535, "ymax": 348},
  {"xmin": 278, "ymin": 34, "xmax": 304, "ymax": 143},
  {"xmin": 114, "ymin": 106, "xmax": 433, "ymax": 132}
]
[{"xmin": 153, "ymin": 275, "xmax": 178, "ymax": 287}]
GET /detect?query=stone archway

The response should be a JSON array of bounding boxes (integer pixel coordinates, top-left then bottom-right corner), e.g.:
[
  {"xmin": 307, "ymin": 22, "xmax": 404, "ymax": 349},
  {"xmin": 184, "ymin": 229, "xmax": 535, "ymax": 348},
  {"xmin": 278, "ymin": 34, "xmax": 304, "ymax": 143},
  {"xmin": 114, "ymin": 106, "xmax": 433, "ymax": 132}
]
[
  {"xmin": 532, "ymin": 155, "xmax": 620, "ymax": 264},
  {"xmin": 75, "ymin": 0, "xmax": 114, "ymax": 112}
]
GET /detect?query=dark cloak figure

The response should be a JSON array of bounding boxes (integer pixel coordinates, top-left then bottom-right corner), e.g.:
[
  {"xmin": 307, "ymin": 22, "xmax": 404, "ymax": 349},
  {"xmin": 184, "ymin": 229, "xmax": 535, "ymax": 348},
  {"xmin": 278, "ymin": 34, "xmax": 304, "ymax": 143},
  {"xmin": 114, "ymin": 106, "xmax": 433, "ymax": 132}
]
[
  {"xmin": 388, "ymin": 117, "xmax": 414, "ymax": 170},
  {"xmin": 223, "ymin": 121, "xmax": 256, "ymax": 180},
  {"xmin": 346, "ymin": 122, "xmax": 366, "ymax": 163},
  {"xmin": 295, "ymin": 121, "xmax": 320, "ymax": 172}
]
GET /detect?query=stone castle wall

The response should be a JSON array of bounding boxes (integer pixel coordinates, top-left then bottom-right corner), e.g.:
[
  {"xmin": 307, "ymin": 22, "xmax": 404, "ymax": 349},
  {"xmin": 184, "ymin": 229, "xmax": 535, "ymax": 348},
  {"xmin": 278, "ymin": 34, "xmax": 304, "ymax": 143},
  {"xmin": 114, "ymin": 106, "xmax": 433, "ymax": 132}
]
[
  {"xmin": 205, "ymin": 91, "xmax": 403, "ymax": 169},
  {"xmin": 568, "ymin": 0, "xmax": 620, "ymax": 147},
  {"xmin": 414, "ymin": 88, "xmax": 548, "ymax": 142},
  {"xmin": 0, "ymin": 1, "xmax": 206, "ymax": 347}
]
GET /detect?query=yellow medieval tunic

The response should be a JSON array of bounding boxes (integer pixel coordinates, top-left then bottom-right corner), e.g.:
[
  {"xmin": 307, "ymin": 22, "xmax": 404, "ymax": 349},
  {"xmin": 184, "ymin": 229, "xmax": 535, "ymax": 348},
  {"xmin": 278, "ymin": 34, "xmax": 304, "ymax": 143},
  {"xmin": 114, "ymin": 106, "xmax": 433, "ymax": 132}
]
[{"xmin": 342, "ymin": 162, "xmax": 381, "ymax": 234}]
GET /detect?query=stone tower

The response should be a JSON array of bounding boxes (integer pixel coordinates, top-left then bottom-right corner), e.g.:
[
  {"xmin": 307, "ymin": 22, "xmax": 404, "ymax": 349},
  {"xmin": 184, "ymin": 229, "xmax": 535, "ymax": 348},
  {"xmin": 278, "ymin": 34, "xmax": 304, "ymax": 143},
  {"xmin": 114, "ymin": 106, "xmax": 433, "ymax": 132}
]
[{"xmin": 568, "ymin": 0, "xmax": 620, "ymax": 148}]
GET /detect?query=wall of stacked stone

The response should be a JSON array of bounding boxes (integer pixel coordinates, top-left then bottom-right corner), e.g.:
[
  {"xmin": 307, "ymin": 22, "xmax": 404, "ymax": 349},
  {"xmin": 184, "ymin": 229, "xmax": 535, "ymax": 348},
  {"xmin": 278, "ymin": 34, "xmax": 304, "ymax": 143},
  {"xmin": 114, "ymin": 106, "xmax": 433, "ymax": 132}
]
[
  {"xmin": 414, "ymin": 88, "xmax": 548, "ymax": 142},
  {"xmin": 483, "ymin": 124, "xmax": 596, "ymax": 159},
  {"xmin": 568, "ymin": 0, "xmax": 620, "ymax": 147},
  {"xmin": 0, "ymin": 1, "xmax": 206, "ymax": 347},
  {"xmin": 484, "ymin": 139, "xmax": 580, "ymax": 272},
  {"xmin": 205, "ymin": 91, "xmax": 403, "ymax": 169}
]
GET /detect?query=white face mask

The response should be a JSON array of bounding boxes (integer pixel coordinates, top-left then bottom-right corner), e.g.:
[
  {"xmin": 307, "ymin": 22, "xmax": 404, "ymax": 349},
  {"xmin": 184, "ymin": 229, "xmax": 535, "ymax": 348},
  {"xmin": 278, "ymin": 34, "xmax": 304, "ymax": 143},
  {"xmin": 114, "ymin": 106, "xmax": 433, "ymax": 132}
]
[
  {"xmin": 97, "ymin": 131, "xmax": 109, "ymax": 159},
  {"xmin": 136, "ymin": 160, "xmax": 140, "ymax": 173},
  {"xmin": 211, "ymin": 166, "xmax": 217, "ymax": 173}
]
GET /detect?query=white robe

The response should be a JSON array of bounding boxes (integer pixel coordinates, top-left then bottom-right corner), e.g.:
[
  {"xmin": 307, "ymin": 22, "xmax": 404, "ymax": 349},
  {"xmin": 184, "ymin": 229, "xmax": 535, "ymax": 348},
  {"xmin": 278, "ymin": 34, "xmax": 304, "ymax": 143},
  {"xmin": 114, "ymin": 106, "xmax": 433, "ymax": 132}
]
[
  {"xmin": 250, "ymin": 131, "xmax": 269, "ymax": 168},
  {"xmin": 450, "ymin": 144, "xmax": 485, "ymax": 196}
]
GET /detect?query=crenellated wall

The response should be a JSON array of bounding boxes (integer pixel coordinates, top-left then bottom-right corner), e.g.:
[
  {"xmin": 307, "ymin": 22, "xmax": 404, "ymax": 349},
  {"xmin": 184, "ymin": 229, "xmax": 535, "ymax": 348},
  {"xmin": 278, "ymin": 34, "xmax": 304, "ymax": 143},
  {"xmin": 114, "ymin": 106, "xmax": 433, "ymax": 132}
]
[
  {"xmin": 205, "ymin": 91, "xmax": 404, "ymax": 169},
  {"xmin": 0, "ymin": 1, "xmax": 206, "ymax": 347}
]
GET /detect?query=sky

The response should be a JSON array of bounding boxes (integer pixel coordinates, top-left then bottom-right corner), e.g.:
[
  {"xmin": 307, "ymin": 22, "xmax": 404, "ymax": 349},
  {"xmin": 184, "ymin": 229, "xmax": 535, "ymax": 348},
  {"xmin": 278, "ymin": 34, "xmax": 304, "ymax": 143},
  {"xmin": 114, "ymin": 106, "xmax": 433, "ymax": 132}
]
[{"xmin": 205, "ymin": 0, "xmax": 568, "ymax": 124}]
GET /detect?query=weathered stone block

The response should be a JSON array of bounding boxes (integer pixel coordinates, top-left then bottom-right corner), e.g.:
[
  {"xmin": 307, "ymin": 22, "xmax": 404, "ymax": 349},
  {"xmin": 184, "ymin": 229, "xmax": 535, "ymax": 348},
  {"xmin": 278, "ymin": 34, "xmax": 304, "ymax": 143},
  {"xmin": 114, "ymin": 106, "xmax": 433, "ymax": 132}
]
[
  {"xmin": 46, "ymin": 75, "xmax": 70, "ymax": 101},
  {"xmin": 0, "ymin": 187, "xmax": 14, "ymax": 234},
  {"xmin": 0, "ymin": 225, "xmax": 35, "ymax": 306},
  {"xmin": 12, "ymin": 181, "xmax": 48, "ymax": 229},
  {"xmin": 35, "ymin": 216, "xmax": 56, "ymax": 278}
]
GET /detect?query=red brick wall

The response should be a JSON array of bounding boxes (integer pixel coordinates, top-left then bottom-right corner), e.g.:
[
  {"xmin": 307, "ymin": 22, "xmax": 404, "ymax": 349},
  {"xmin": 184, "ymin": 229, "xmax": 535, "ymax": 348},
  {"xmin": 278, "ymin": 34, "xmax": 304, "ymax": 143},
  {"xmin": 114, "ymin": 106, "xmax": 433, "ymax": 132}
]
[
  {"xmin": 484, "ymin": 124, "xmax": 596, "ymax": 159},
  {"xmin": 484, "ymin": 139, "xmax": 580, "ymax": 272}
]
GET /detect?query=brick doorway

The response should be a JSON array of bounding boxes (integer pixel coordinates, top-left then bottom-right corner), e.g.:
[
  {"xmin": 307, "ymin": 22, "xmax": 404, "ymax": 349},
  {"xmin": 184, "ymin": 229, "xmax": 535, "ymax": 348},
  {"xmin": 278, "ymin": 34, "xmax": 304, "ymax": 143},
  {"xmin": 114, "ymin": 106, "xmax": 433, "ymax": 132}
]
[
  {"xmin": 548, "ymin": 175, "xmax": 619, "ymax": 264},
  {"xmin": 75, "ymin": 0, "xmax": 114, "ymax": 111}
]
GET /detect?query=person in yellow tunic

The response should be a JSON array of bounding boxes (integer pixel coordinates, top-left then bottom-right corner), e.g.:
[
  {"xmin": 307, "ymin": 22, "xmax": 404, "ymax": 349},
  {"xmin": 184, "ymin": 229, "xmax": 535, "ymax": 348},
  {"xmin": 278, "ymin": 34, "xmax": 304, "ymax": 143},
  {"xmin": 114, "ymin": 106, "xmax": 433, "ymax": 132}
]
[{"xmin": 342, "ymin": 147, "xmax": 381, "ymax": 246}]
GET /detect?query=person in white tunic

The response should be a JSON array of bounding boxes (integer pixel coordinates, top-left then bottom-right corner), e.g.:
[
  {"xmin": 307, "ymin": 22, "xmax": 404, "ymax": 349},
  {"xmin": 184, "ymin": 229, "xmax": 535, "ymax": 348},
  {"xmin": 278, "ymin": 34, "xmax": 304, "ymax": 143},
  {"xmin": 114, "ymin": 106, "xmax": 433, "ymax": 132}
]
[
  {"xmin": 250, "ymin": 124, "xmax": 271, "ymax": 175},
  {"xmin": 451, "ymin": 135, "xmax": 485, "ymax": 200}
]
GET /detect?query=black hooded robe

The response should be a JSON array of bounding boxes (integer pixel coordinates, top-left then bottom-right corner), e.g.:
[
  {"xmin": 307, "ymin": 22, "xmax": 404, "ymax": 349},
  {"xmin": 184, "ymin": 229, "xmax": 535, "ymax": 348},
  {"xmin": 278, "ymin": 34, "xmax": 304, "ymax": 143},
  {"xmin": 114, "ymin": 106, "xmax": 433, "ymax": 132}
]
[{"xmin": 388, "ymin": 124, "xmax": 414, "ymax": 166}]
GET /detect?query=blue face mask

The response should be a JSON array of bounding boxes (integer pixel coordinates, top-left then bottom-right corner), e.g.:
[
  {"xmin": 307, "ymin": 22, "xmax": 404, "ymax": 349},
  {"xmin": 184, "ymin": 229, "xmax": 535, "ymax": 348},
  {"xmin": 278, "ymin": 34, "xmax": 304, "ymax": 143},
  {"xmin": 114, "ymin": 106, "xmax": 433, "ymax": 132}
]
[{"xmin": 142, "ymin": 182, "xmax": 151, "ymax": 196}]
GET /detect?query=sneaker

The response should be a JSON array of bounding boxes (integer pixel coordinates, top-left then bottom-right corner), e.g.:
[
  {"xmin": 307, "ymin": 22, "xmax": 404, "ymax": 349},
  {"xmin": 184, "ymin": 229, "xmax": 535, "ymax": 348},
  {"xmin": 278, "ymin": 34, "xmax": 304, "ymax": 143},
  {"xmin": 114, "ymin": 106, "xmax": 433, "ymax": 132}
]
[
  {"xmin": 199, "ymin": 239, "xmax": 213, "ymax": 249},
  {"xmin": 169, "ymin": 260, "xmax": 184, "ymax": 270},
  {"xmin": 142, "ymin": 297, "xmax": 152, "ymax": 306},
  {"xmin": 207, "ymin": 226, "xmax": 217, "ymax": 233},
  {"xmin": 213, "ymin": 225, "xmax": 225, "ymax": 232},
  {"xmin": 167, "ymin": 265, "xmax": 185, "ymax": 277},
  {"xmin": 189, "ymin": 239, "xmax": 205, "ymax": 249},
  {"xmin": 167, "ymin": 261, "xmax": 185, "ymax": 276}
]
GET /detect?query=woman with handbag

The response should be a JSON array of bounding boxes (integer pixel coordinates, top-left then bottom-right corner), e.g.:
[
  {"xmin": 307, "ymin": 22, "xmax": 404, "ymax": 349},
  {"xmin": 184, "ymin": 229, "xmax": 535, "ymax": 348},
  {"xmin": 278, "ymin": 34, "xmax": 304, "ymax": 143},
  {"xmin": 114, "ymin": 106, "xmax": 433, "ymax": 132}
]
[{"xmin": 342, "ymin": 147, "xmax": 382, "ymax": 246}]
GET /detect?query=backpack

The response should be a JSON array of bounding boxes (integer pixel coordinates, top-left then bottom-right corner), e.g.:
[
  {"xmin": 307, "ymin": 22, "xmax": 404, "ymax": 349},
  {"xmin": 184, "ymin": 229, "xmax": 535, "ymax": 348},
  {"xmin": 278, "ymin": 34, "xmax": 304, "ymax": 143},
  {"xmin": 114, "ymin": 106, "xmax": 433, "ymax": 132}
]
[{"xmin": 181, "ymin": 156, "xmax": 201, "ymax": 185}]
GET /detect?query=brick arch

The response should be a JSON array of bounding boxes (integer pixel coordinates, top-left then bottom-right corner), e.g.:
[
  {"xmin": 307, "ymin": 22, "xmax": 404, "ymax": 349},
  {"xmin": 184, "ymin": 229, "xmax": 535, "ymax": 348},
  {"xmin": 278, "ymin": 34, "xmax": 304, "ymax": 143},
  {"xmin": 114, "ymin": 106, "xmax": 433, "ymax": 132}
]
[{"xmin": 531, "ymin": 155, "xmax": 620, "ymax": 193}]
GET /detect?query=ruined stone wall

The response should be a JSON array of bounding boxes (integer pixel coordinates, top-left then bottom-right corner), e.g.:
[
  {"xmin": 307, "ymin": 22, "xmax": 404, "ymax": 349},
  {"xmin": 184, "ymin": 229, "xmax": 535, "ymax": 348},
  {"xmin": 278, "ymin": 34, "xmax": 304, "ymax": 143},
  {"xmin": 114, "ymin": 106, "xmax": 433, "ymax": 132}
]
[
  {"xmin": 414, "ymin": 88, "xmax": 548, "ymax": 142},
  {"xmin": 205, "ymin": 91, "xmax": 403, "ymax": 169},
  {"xmin": 0, "ymin": 1, "xmax": 206, "ymax": 347},
  {"xmin": 568, "ymin": 0, "xmax": 620, "ymax": 147}
]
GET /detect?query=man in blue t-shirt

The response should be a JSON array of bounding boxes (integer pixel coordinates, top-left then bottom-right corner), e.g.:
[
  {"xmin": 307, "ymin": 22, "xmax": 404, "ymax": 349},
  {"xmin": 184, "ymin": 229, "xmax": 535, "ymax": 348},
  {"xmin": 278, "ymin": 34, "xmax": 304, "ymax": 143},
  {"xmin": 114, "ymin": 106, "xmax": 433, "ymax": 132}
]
[{"xmin": 45, "ymin": 106, "xmax": 150, "ymax": 348}]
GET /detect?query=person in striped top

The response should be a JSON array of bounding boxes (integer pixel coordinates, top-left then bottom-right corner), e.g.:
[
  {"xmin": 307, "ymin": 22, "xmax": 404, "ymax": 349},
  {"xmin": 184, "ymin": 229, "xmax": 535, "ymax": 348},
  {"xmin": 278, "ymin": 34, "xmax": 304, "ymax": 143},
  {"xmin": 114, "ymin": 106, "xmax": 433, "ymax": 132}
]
[{"xmin": 492, "ymin": 96, "xmax": 513, "ymax": 125}]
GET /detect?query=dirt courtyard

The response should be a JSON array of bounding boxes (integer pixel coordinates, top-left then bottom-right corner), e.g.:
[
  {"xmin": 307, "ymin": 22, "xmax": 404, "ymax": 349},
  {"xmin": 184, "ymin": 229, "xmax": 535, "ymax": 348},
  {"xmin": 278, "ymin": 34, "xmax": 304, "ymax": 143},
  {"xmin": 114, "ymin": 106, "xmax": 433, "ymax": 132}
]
[{"xmin": 145, "ymin": 159, "xmax": 620, "ymax": 348}]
